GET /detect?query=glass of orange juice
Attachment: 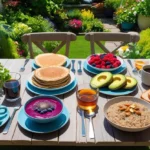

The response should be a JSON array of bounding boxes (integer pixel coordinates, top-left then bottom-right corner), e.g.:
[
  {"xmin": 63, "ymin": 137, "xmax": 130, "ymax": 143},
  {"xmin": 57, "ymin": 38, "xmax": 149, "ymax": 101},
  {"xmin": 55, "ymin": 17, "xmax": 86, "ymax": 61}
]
[{"xmin": 76, "ymin": 83, "xmax": 99, "ymax": 111}]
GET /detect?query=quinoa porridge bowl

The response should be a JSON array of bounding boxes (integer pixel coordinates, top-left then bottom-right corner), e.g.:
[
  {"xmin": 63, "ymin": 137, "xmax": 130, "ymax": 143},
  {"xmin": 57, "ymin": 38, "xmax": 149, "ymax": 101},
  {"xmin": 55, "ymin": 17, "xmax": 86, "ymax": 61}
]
[{"xmin": 104, "ymin": 96, "xmax": 150, "ymax": 132}]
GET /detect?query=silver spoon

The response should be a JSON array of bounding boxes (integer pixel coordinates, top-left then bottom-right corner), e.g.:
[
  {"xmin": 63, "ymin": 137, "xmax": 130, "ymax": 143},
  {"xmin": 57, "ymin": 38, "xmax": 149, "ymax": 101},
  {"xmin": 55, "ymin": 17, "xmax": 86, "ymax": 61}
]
[
  {"xmin": 127, "ymin": 60, "xmax": 138, "ymax": 75},
  {"xmin": 3, "ymin": 106, "xmax": 20, "ymax": 134},
  {"xmin": 77, "ymin": 108, "xmax": 86, "ymax": 137},
  {"xmin": 84, "ymin": 110, "xmax": 95, "ymax": 139}
]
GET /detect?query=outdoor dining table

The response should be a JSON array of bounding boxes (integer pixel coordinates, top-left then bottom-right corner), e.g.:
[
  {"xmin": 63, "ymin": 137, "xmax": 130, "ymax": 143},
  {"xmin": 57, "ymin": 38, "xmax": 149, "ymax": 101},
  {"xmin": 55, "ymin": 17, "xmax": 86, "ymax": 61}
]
[{"xmin": 0, "ymin": 58, "xmax": 150, "ymax": 146}]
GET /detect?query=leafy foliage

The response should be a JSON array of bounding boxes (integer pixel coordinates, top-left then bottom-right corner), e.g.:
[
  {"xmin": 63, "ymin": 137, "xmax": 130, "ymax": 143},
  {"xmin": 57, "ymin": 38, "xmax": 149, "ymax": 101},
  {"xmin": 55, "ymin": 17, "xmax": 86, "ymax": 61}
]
[
  {"xmin": 136, "ymin": 0, "xmax": 150, "ymax": 17},
  {"xmin": 0, "ymin": 24, "xmax": 19, "ymax": 58},
  {"xmin": 122, "ymin": 43, "xmax": 141, "ymax": 59},
  {"xmin": 137, "ymin": 28, "xmax": 150, "ymax": 58},
  {"xmin": 82, "ymin": 19, "xmax": 104, "ymax": 32},
  {"xmin": 67, "ymin": 9, "xmax": 81, "ymax": 19},
  {"xmin": 81, "ymin": 9, "xmax": 94, "ymax": 20},
  {"xmin": 104, "ymin": 0, "xmax": 121, "ymax": 10},
  {"xmin": 0, "ymin": 63, "xmax": 11, "ymax": 88},
  {"xmin": 116, "ymin": 5, "xmax": 137, "ymax": 24}
]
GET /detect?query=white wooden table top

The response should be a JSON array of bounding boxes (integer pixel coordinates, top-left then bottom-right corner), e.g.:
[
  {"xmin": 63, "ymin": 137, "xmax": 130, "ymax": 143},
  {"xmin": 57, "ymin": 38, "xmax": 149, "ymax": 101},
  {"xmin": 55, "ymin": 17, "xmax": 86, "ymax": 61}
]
[{"xmin": 0, "ymin": 59, "xmax": 150, "ymax": 146}]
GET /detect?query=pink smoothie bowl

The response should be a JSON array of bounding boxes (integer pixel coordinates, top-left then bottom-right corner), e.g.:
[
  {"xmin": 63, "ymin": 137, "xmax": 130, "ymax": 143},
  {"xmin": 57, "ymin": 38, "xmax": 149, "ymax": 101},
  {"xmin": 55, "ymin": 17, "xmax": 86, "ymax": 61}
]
[{"xmin": 24, "ymin": 95, "xmax": 64, "ymax": 123}]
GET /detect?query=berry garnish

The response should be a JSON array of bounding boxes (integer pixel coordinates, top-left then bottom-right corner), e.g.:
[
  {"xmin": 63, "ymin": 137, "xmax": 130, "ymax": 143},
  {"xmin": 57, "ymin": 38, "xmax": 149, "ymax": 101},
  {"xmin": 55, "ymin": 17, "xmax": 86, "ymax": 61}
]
[
  {"xmin": 88, "ymin": 53, "xmax": 121, "ymax": 69},
  {"xmin": 33, "ymin": 101, "xmax": 55, "ymax": 114}
]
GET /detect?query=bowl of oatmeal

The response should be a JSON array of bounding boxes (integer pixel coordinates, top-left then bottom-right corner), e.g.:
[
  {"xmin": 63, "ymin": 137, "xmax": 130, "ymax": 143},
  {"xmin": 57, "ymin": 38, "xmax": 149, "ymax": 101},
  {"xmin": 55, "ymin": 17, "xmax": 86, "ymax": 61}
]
[{"xmin": 104, "ymin": 96, "xmax": 150, "ymax": 132}]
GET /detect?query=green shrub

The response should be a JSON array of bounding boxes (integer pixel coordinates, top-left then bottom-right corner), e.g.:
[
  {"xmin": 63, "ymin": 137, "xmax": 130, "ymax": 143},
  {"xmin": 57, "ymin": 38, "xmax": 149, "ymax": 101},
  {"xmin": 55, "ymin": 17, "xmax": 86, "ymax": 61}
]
[
  {"xmin": 67, "ymin": 9, "xmax": 81, "ymax": 19},
  {"xmin": 104, "ymin": 0, "xmax": 121, "ymax": 10},
  {"xmin": 3, "ymin": 0, "xmax": 60, "ymax": 17},
  {"xmin": 137, "ymin": 28, "xmax": 150, "ymax": 58},
  {"xmin": 82, "ymin": 19, "xmax": 104, "ymax": 32},
  {"xmin": 0, "ymin": 24, "xmax": 19, "ymax": 58},
  {"xmin": 12, "ymin": 22, "xmax": 32, "ymax": 41},
  {"xmin": 25, "ymin": 15, "xmax": 54, "ymax": 32}
]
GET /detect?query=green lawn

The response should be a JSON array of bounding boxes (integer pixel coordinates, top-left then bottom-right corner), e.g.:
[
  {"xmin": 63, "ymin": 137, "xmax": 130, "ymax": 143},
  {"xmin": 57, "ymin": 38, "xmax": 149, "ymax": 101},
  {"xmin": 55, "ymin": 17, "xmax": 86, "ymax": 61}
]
[
  {"xmin": 58, "ymin": 35, "xmax": 104, "ymax": 58},
  {"xmin": 32, "ymin": 35, "xmax": 104, "ymax": 58}
]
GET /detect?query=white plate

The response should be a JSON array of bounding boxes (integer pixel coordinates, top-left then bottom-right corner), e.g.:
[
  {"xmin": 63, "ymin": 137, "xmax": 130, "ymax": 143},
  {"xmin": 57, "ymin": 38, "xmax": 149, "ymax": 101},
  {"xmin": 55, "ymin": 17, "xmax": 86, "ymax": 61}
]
[
  {"xmin": 28, "ymin": 71, "xmax": 75, "ymax": 91},
  {"xmin": 86, "ymin": 54, "xmax": 124, "ymax": 72}
]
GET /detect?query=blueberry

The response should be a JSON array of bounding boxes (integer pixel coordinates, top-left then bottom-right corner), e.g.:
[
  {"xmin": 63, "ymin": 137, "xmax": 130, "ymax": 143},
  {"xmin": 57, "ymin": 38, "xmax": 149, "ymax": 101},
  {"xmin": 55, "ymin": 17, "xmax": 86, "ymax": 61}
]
[
  {"xmin": 48, "ymin": 108, "xmax": 52, "ymax": 112},
  {"xmin": 92, "ymin": 54, "xmax": 97, "ymax": 57},
  {"xmin": 92, "ymin": 63, "xmax": 96, "ymax": 67},
  {"xmin": 37, "ymin": 108, "xmax": 41, "ymax": 112},
  {"xmin": 43, "ymin": 109, "xmax": 48, "ymax": 113},
  {"xmin": 34, "ymin": 107, "xmax": 38, "ymax": 111},
  {"xmin": 100, "ymin": 54, "xmax": 106, "ymax": 59},
  {"xmin": 40, "ymin": 110, "xmax": 45, "ymax": 114},
  {"xmin": 110, "ymin": 65, "xmax": 113, "ymax": 68},
  {"xmin": 106, "ymin": 61, "xmax": 111, "ymax": 65},
  {"xmin": 51, "ymin": 107, "xmax": 55, "ymax": 111}
]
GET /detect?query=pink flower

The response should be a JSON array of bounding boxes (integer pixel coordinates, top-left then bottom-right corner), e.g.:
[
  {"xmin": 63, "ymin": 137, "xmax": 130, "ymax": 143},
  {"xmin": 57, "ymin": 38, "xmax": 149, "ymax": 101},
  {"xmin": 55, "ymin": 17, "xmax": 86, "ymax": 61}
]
[{"xmin": 69, "ymin": 19, "xmax": 82, "ymax": 29}]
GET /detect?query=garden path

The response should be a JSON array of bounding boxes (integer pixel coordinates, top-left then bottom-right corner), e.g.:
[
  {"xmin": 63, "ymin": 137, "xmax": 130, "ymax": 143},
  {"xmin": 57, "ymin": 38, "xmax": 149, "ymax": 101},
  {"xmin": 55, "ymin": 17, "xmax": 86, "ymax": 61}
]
[{"xmin": 100, "ymin": 18, "xmax": 121, "ymax": 52}]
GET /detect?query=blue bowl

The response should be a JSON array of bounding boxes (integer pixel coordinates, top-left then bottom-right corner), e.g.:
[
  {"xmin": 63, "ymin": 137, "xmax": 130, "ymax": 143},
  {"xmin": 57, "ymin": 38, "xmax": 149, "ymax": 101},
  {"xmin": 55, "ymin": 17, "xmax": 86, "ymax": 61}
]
[{"xmin": 24, "ymin": 96, "xmax": 64, "ymax": 123}]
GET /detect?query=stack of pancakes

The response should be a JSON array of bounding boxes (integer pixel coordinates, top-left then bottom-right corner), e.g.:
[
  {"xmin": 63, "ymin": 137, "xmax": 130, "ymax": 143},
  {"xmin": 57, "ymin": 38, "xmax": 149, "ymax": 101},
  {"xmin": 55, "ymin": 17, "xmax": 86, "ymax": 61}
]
[
  {"xmin": 32, "ymin": 66, "xmax": 71, "ymax": 88},
  {"xmin": 35, "ymin": 53, "xmax": 67, "ymax": 68}
]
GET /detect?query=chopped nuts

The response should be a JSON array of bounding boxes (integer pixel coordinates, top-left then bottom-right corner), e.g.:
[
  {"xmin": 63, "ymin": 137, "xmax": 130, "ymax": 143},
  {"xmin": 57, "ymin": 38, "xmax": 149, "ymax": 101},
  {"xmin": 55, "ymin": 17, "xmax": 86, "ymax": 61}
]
[
  {"xmin": 130, "ymin": 108, "xmax": 134, "ymax": 113},
  {"xmin": 119, "ymin": 107, "xmax": 126, "ymax": 111},
  {"xmin": 118, "ymin": 103, "xmax": 141, "ymax": 116},
  {"xmin": 125, "ymin": 112, "xmax": 131, "ymax": 117},
  {"xmin": 130, "ymin": 104, "xmax": 136, "ymax": 108},
  {"xmin": 135, "ymin": 110, "xmax": 141, "ymax": 115},
  {"xmin": 124, "ymin": 104, "xmax": 131, "ymax": 107}
]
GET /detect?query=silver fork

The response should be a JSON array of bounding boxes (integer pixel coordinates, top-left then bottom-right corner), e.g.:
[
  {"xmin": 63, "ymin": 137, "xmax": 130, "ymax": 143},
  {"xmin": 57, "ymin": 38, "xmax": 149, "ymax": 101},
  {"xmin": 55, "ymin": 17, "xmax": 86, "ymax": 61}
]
[
  {"xmin": 19, "ymin": 59, "xmax": 29, "ymax": 72},
  {"xmin": 71, "ymin": 60, "xmax": 76, "ymax": 73},
  {"xmin": 127, "ymin": 59, "xmax": 138, "ymax": 75},
  {"xmin": 78, "ymin": 61, "xmax": 82, "ymax": 73},
  {"xmin": 3, "ymin": 106, "xmax": 20, "ymax": 134}
]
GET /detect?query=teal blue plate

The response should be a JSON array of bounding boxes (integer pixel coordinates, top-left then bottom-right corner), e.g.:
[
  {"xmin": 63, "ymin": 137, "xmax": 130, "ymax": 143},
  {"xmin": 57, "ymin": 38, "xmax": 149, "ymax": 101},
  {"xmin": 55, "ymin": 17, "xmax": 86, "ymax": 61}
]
[
  {"xmin": 0, "ymin": 108, "xmax": 9, "ymax": 127},
  {"xmin": 83, "ymin": 61, "xmax": 126, "ymax": 75},
  {"xmin": 26, "ymin": 79, "xmax": 77, "ymax": 96},
  {"xmin": 99, "ymin": 86, "xmax": 137, "ymax": 96},
  {"xmin": 32, "ymin": 58, "xmax": 71, "ymax": 70},
  {"xmin": 18, "ymin": 106, "xmax": 69, "ymax": 133}
]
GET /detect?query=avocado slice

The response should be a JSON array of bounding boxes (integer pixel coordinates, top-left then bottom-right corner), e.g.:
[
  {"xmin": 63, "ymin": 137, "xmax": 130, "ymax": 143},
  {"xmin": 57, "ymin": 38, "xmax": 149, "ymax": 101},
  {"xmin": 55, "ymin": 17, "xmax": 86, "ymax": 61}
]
[
  {"xmin": 124, "ymin": 76, "xmax": 137, "ymax": 89},
  {"xmin": 90, "ymin": 72, "xmax": 113, "ymax": 88},
  {"xmin": 108, "ymin": 74, "xmax": 126, "ymax": 90}
]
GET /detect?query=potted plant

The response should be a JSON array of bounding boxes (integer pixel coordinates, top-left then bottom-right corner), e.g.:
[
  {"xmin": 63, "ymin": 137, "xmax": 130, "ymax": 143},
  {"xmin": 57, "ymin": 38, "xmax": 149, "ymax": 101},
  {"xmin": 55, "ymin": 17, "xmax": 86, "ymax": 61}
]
[
  {"xmin": 104, "ymin": 0, "xmax": 121, "ymax": 18},
  {"xmin": 137, "ymin": 0, "xmax": 150, "ymax": 30},
  {"xmin": 116, "ymin": 6, "xmax": 137, "ymax": 31}
]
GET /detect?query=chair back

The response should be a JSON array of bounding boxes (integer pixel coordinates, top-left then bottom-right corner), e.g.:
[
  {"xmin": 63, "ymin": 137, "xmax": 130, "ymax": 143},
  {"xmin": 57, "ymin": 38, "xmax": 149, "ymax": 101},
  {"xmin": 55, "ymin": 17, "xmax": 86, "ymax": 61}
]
[
  {"xmin": 85, "ymin": 32, "xmax": 140, "ymax": 54},
  {"xmin": 22, "ymin": 32, "xmax": 76, "ymax": 58}
]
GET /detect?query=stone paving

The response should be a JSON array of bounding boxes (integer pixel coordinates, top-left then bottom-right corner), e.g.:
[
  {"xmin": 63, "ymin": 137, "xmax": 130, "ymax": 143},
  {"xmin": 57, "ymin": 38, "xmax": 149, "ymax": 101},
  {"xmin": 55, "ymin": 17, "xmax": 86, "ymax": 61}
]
[{"xmin": 100, "ymin": 18, "xmax": 121, "ymax": 52}]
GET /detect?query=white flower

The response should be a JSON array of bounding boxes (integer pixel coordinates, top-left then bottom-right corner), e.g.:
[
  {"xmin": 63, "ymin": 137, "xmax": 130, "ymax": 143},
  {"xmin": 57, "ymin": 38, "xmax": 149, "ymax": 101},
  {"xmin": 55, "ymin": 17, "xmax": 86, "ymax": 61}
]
[
  {"xmin": 132, "ymin": 7, "xmax": 135, "ymax": 10},
  {"xmin": 133, "ymin": 11, "xmax": 137, "ymax": 16},
  {"xmin": 117, "ymin": 46, "xmax": 130, "ymax": 57}
]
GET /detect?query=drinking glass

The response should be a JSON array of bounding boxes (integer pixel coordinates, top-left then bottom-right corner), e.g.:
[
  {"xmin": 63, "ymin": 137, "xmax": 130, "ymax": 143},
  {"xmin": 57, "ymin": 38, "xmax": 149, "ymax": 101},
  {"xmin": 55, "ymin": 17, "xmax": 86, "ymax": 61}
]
[
  {"xmin": 3, "ymin": 72, "xmax": 21, "ymax": 102},
  {"xmin": 76, "ymin": 83, "xmax": 99, "ymax": 111}
]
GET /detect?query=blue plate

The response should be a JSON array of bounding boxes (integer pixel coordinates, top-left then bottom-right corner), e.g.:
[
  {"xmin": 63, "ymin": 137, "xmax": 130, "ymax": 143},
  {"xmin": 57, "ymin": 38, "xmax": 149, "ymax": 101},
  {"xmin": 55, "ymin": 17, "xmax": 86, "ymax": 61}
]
[
  {"xmin": 18, "ymin": 106, "xmax": 69, "ymax": 133},
  {"xmin": 0, "ymin": 109, "xmax": 9, "ymax": 127},
  {"xmin": 83, "ymin": 61, "xmax": 126, "ymax": 75},
  {"xmin": 32, "ymin": 58, "xmax": 71, "ymax": 70},
  {"xmin": 26, "ymin": 79, "xmax": 77, "ymax": 96},
  {"xmin": 99, "ymin": 86, "xmax": 137, "ymax": 96}
]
